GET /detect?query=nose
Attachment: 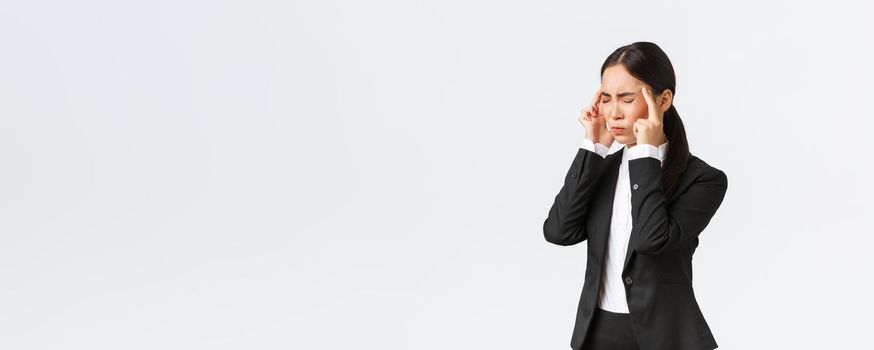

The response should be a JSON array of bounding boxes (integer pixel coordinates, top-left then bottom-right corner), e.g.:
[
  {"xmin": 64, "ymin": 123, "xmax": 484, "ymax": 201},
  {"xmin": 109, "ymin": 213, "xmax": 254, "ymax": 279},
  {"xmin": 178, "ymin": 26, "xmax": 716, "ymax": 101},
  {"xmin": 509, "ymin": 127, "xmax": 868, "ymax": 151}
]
[{"xmin": 606, "ymin": 102, "xmax": 622, "ymax": 121}]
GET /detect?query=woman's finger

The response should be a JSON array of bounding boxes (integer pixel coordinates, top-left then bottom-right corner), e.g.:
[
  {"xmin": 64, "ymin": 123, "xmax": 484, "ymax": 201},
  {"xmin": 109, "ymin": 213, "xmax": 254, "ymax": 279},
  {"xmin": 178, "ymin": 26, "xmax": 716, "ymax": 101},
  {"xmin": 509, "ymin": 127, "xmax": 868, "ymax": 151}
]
[
  {"xmin": 590, "ymin": 88, "xmax": 602, "ymax": 110},
  {"xmin": 641, "ymin": 87, "xmax": 661, "ymax": 122},
  {"xmin": 633, "ymin": 119, "xmax": 646, "ymax": 135}
]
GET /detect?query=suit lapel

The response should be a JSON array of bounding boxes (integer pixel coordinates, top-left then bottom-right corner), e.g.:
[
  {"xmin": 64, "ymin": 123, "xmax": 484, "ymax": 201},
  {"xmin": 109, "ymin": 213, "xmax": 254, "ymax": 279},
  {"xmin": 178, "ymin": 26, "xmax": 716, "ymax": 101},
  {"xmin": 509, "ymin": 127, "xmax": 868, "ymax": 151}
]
[
  {"xmin": 593, "ymin": 148, "xmax": 624, "ymax": 261},
  {"xmin": 622, "ymin": 149, "xmax": 640, "ymax": 271}
]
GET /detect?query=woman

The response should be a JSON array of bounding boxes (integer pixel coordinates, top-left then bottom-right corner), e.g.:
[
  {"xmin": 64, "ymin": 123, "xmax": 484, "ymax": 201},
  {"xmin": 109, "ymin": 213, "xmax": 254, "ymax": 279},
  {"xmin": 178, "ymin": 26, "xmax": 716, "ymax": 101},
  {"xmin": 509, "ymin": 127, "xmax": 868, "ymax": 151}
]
[{"xmin": 543, "ymin": 42, "xmax": 728, "ymax": 350}]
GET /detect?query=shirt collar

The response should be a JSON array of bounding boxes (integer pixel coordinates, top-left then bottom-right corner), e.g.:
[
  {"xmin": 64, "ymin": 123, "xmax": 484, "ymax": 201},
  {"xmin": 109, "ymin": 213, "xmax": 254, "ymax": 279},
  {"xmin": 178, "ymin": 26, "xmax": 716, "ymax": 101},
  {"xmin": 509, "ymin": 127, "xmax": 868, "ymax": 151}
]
[{"xmin": 618, "ymin": 140, "xmax": 669, "ymax": 163}]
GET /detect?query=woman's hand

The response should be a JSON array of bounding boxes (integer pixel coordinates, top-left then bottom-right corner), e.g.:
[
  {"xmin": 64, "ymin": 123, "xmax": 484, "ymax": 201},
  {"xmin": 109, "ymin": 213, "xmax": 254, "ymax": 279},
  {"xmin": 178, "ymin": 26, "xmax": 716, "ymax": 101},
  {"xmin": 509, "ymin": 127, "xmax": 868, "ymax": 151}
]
[
  {"xmin": 578, "ymin": 88, "xmax": 614, "ymax": 146},
  {"xmin": 633, "ymin": 87, "xmax": 666, "ymax": 146}
]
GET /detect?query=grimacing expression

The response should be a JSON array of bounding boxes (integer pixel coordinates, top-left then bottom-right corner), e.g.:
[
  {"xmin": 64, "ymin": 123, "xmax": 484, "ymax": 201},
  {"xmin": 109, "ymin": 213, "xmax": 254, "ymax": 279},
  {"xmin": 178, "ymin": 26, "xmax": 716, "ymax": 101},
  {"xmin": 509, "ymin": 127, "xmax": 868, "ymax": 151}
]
[{"xmin": 599, "ymin": 64, "xmax": 669, "ymax": 144}]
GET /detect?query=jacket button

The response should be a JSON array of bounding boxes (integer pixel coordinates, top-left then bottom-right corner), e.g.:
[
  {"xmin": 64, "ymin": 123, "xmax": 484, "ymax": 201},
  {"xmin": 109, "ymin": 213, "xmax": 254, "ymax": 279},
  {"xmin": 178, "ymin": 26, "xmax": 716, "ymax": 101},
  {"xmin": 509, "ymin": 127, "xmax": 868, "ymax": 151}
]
[
  {"xmin": 571, "ymin": 172, "xmax": 577, "ymax": 178},
  {"xmin": 624, "ymin": 276, "xmax": 633, "ymax": 285},
  {"xmin": 632, "ymin": 184, "xmax": 638, "ymax": 190}
]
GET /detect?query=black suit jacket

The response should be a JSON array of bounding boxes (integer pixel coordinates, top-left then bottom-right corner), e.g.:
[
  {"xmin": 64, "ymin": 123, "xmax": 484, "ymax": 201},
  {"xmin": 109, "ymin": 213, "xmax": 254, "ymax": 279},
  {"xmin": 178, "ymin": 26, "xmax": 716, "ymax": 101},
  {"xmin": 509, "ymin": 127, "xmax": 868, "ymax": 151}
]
[{"xmin": 543, "ymin": 145, "xmax": 728, "ymax": 350}]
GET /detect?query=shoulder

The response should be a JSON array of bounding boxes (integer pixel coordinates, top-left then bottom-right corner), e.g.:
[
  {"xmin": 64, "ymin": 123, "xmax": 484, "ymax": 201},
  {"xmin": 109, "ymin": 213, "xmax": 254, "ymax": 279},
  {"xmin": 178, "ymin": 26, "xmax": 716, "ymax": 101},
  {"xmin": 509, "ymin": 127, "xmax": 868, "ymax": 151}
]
[{"xmin": 687, "ymin": 154, "xmax": 728, "ymax": 188}]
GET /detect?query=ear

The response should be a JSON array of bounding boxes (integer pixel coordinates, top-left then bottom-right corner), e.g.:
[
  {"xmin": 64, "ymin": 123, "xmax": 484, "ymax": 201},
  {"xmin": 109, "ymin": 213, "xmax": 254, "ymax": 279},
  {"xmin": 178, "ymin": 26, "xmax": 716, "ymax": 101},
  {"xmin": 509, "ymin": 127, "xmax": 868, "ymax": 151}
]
[{"xmin": 658, "ymin": 89, "xmax": 673, "ymax": 113}]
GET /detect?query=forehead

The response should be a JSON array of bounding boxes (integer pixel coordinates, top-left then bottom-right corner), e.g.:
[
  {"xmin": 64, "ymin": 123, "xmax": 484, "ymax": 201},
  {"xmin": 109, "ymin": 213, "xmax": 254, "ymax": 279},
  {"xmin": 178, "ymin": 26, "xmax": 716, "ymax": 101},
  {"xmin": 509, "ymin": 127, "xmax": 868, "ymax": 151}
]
[{"xmin": 600, "ymin": 65, "xmax": 644, "ymax": 92}]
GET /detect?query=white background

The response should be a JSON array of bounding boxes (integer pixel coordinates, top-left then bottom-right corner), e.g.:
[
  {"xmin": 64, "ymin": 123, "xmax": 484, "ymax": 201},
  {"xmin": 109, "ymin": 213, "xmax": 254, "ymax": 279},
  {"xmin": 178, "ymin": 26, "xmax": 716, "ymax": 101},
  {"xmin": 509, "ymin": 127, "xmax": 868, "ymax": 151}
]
[{"xmin": 1, "ymin": 0, "xmax": 872, "ymax": 349}]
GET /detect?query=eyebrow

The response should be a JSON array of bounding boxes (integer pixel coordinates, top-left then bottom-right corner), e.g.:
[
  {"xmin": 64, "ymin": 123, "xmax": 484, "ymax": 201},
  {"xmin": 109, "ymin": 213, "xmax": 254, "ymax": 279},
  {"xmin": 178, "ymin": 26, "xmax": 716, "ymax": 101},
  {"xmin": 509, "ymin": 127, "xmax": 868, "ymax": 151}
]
[{"xmin": 601, "ymin": 92, "xmax": 636, "ymax": 98}]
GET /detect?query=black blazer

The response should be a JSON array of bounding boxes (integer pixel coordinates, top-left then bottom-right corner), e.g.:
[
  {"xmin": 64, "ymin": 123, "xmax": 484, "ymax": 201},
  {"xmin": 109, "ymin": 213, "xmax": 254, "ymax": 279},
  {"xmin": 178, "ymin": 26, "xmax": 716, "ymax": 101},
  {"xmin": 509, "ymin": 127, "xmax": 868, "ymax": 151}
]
[{"xmin": 543, "ymin": 145, "xmax": 728, "ymax": 350}]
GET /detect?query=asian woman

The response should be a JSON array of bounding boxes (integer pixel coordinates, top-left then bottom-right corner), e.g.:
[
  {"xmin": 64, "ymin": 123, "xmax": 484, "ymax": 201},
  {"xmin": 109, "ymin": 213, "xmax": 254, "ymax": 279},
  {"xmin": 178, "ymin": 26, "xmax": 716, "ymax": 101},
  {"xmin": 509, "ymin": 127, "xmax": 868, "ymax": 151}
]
[{"xmin": 543, "ymin": 41, "xmax": 729, "ymax": 350}]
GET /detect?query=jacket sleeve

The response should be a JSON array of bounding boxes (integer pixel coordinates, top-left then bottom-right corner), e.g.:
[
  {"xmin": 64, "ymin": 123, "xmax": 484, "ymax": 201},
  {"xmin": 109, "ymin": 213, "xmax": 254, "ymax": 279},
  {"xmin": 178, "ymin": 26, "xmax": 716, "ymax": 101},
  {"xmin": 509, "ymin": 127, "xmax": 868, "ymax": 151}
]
[
  {"xmin": 542, "ymin": 147, "xmax": 608, "ymax": 246},
  {"xmin": 627, "ymin": 157, "xmax": 728, "ymax": 254}
]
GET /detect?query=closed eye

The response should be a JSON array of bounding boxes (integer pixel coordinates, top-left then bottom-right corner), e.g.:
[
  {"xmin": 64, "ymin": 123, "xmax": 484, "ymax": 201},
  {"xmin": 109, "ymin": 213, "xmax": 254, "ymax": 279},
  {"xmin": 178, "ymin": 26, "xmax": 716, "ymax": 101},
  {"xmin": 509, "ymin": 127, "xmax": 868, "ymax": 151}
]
[{"xmin": 623, "ymin": 100, "xmax": 634, "ymax": 103}]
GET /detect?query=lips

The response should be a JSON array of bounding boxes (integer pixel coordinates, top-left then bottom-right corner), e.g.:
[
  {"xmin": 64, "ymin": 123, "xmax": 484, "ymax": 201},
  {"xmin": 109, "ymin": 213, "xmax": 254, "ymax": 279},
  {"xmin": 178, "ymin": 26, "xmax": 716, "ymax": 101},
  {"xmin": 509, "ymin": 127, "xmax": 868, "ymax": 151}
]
[{"xmin": 611, "ymin": 127, "xmax": 626, "ymax": 133}]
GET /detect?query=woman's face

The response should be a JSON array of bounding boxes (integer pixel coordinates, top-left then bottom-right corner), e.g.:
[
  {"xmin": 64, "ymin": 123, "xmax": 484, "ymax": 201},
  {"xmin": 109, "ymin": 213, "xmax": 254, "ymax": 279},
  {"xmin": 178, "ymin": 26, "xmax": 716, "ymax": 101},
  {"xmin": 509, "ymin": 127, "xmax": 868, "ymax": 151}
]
[{"xmin": 599, "ymin": 64, "xmax": 668, "ymax": 145}]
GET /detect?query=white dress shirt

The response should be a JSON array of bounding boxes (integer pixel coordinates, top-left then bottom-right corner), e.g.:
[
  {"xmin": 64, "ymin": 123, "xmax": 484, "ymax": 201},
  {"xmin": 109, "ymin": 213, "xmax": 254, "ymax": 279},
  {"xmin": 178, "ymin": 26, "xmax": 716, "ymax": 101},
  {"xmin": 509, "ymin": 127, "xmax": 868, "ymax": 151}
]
[{"xmin": 580, "ymin": 137, "xmax": 668, "ymax": 313}]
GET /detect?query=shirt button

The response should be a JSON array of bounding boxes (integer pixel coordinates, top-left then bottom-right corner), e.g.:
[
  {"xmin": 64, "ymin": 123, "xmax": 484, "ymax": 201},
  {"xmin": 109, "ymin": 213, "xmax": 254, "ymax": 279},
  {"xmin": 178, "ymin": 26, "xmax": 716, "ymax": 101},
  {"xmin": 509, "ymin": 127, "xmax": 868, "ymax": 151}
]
[
  {"xmin": 624, "ymin": 276, "xmax": 633, "ymax": 285},
  {"xmin": 632, "ymin": 184, "xmax": 639, "ymax": 190}
]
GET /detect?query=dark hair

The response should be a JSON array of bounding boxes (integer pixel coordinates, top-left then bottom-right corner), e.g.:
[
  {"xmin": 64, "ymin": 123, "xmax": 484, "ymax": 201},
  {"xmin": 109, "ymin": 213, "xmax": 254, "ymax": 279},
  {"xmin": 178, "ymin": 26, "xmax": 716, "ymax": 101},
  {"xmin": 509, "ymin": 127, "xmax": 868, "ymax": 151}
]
[{"xmin": 600, "ymin": 41, "xmax": 689, "ymax": 200}]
